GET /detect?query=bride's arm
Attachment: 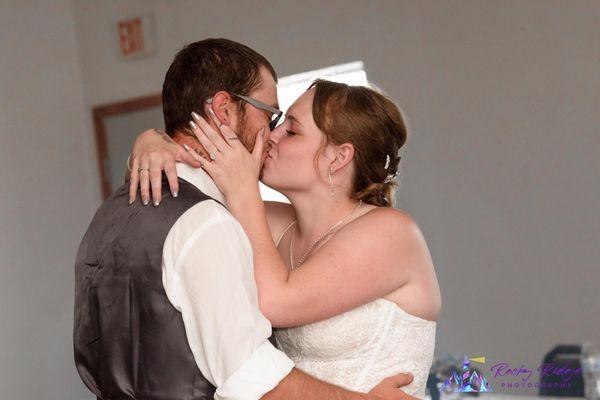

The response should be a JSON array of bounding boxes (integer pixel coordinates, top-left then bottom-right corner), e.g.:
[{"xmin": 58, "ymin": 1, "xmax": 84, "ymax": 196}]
[
  {"xmin": 185, "ymin": 112, "xmax": 433, "ymax": 329},
  {"xmin": 128, "ymin": 129, "xmax": 201, "ymax": 205},
  {"xmin": 129, "ymin": 118, "xmax": 434, "ymax": 330},
  {"xmin": 126, "ymin": 128, "xmax": 295, "ymax": 243},
  {"xmin": 227, "ymin": 186, "xmax": 429, "ymax": 328}
]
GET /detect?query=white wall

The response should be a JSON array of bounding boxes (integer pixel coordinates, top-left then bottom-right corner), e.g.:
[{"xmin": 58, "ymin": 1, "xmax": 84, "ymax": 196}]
[
  {"xmin": 0, "ymin": 1, "xmax": 598, "ymax": 398},
  {"xmin": 71, "ymin": 3, "xmax": 600, "ymax": 393},
  {"xmin": 72, "ymin": 0, "xmax": 600, "ymax": 394},
  {"xmin": 0, "ymin": 1, "xmax": 97, "ymax": 399}
]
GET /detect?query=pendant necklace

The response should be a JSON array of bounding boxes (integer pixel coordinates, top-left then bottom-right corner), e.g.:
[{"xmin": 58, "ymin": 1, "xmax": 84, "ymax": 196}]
[{"xmin": 289, "ymin": 200, "xmax": 363, "ymax": 269}]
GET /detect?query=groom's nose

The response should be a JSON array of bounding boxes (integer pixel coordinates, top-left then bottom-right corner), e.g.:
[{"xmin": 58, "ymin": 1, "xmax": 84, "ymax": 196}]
[{"xmin": 268, "ymin": 124, "xmax": 285, "ymax": 144}]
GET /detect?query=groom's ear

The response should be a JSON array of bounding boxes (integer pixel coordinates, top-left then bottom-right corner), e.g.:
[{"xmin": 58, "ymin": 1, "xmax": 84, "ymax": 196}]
[{"xmin": 206, "ymin": 91, "xmax": 234, "ymax": 126}]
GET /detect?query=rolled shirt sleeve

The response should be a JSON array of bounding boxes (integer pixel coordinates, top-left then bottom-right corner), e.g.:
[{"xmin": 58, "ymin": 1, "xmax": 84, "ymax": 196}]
[{"xmin": 162, "ymin": 200, "xmax": 294, "ymax": 400}]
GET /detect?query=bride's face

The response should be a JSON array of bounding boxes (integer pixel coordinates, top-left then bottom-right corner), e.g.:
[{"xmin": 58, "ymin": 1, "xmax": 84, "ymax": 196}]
[{"xmin": 261, "ymin": 89, "xmax": 330, "ymax": 194}]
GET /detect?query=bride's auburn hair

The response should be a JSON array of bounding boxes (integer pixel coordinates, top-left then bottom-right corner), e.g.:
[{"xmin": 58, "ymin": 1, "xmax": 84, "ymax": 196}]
[{"xmin": 310, "ymin": 79, "xmax": 408, "ymax": 207}]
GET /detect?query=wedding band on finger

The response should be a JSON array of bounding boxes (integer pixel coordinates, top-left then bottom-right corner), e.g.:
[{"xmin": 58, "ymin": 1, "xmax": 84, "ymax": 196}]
[
  {"xmin": 209, "ymin": 152, "xmax": 217, "ymax": 161},
  {"xmin": 228, "ymin": 137, "xmax": 239, "ymax": 140},
  {"xmin": 138, "ymin": 167, "xmax": 149, "ymax": 173}
]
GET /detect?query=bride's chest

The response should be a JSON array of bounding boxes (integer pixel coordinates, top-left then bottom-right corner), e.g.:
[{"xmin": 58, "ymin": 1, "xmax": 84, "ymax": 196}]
[{"xmin": 273, "ymin": 299, "xmax": 392, "ymax": 359}]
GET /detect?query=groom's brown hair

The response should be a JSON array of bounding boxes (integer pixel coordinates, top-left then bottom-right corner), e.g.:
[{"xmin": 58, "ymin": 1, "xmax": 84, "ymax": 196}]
[{"xmin": 162, "ymin": 38, "xmax": 277, "ymax": 136}]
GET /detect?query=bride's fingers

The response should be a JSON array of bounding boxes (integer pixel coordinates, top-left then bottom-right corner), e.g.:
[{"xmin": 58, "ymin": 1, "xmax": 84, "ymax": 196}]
[
  {"xmin": 189, "ymin": 121, "xmax": 219, "ymax": 161},
  {"xmin": 128, "ymin": 155, "xmax": 140, "ymax": 204},
  {"xmin": 191, "ymin": 111, "xmax": 229, "ymax": 153},
  {"xmin": 163, "ymin": 157, "xmax": 178, "ymax": 199},
  {"xmin": 174, "ymin": 144, "xmax": 202, "ymax": 168},
  {"xmin": 184, "ymin": 144, "xmax": 218, "ymax": 177},
  {"xmin": 183, "ymin": 144, "xmax": 205, "ymax": 167},
  {"xmin": 149, "ymin": 153, "xmax": 163, "ymax": 206},
  {"xmin": 138, "ymin": 155, "xmax": 151, "ymax": 206},
  {"xmin": 206, "ymin": 107, "xmax": 244, "ymax": 148},
  {"xmin": 252, "ymin": 126, "xmax": 266, "ymax": 161}
]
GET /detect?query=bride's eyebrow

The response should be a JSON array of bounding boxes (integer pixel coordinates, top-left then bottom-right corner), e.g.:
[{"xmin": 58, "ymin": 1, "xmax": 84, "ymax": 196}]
[{"xmin": 285, "ymin": 114, "xmax": 303, "ymax": 127}]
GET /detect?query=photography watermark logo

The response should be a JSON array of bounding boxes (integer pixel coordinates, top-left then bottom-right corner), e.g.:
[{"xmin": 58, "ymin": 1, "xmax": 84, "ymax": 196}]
[
  {"xmin": 442, "ymin": 355, "xmax": 583, "ymax": 392},
  {"xmin": 490, "ymin": 361, "xmax": 582, "ymax": 390},
  {"xmin": 442, "ymin": 356, "xmax": 493, "ymax": 393}
]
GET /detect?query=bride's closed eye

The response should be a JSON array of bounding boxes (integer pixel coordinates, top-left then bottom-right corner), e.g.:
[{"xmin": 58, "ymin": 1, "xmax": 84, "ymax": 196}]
[{"xmin": 286, "ymin": 130, "xmax": 297, "ymax": 136}]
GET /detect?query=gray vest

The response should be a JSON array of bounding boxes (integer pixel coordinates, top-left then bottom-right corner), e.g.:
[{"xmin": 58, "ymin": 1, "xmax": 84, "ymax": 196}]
[{"xmin": 74, "ymin": 177, "xmax": 219, "ymax": 400}]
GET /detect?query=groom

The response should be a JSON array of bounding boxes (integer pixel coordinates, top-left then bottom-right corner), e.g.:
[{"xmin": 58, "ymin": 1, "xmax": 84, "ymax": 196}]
[{"xmin": 74, "ymin": 38, "xmax": 416, "ymax": 400}]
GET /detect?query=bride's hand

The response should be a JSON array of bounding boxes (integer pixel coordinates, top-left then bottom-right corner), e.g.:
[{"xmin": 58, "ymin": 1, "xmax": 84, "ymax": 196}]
[
  {"xmin": 128, "ymin": 129, "xmax": 201, "ymax": 206},
  {"xmin": 369, "ymin": 373, "xmax": 420, "ymax": 400},
  {"xmin": 187, "ymin": 107, "xmax": 267, "ymax": 200}
]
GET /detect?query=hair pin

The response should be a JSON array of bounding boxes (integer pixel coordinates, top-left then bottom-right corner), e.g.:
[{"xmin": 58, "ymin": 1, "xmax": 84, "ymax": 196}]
[{"xmin": 384, "ymin": 170, "xmax": 399, "ymax": 184}]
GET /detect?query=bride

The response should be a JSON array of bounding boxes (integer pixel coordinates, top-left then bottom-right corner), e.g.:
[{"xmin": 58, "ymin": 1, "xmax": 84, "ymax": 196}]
[{"xmin": 130, "ymin": 79, "xmax": 441, "ymax": 398}]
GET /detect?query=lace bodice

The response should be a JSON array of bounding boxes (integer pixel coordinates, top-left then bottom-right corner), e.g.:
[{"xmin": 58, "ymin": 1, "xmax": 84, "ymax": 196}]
[{"xmin": 274, "ymin": 298, "xmax": 436, "ymax": 397}]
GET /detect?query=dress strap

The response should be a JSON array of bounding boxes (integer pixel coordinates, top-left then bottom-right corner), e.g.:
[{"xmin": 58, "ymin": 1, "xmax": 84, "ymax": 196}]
[{"xmin": 275, "ymin": 220, "xmax": 297, "ymax": 247}]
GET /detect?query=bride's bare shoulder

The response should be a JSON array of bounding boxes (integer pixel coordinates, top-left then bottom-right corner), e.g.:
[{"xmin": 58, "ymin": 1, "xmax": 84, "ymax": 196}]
[
  {"xmin": 355, "ymin": 206, "xmax": 422, "ymax": 238},
  {"xmin": 344, "ymin": 206, "xmax": 433, "ymax": 262},
  {"xmin": 264, "ymin": 201, "xmax": 296, "ymax": 240}
]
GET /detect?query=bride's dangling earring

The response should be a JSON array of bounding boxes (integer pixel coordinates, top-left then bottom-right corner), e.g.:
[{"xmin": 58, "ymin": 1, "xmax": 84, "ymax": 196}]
[{"xmin": 328, "ymin": 167, "xmax": 335, "ymax": 197}]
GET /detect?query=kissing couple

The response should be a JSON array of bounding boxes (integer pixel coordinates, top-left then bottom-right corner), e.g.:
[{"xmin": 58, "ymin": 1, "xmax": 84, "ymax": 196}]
[{"xmin": 74, "ymin": 38, "xmax": 441, "ymax": 400}]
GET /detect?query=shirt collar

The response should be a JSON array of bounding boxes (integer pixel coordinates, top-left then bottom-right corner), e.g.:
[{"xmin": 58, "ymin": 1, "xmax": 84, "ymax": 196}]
[{"xmin": 175, "ymin": 162, "xmax": 227, "ymax": 206}]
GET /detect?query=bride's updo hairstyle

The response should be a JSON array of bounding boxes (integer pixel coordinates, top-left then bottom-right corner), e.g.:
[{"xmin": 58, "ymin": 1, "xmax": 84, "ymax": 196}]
[{"xmin": 310, "ymin": 79, "xmax": 408, "ymax": 207}]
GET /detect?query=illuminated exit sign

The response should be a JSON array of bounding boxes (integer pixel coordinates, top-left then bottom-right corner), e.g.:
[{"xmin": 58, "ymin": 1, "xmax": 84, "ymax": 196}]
[{"xmin": 117, "ymin": 15, "xmax": 156, "ymax": 59}]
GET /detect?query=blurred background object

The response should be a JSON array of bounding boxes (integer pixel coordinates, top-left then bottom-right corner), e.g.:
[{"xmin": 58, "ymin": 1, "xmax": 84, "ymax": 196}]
[
  {"xmin": 539, "ymin": 344, "xmax": 584, "ymax": 397},
  {"xmin": 581, "ymin": 342, "xmax": 600, "ymax": 400}
]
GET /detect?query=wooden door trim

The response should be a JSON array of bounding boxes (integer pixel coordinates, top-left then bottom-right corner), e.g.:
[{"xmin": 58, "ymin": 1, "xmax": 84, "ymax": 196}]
[{"xmin": 92, "ymin": 93, "xmax": 162, "ymax": 199}]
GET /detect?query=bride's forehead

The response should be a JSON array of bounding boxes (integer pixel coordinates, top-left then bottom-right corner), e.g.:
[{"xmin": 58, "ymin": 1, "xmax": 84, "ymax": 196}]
[{"xmin": 288, "ymin": 90, "xmax": 314, "ymax": 114}]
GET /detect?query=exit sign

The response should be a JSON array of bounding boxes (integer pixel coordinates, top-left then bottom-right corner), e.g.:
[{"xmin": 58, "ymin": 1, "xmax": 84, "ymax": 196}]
[{"xmin": 117, "ymin": 15, "xmax": 156, "ymax": 59}]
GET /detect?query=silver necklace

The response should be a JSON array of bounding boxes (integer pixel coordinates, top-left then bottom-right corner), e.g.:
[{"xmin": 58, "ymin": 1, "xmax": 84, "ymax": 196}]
[{"xmin": 289, "ymin": 200, "xmax": 363, "ymax": 269}]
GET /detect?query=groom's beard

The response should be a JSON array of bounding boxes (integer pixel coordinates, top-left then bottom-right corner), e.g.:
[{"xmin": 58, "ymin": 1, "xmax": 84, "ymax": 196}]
[
  {"xmin": 236, "ymin": 110, "xmax": 253, "ymax": 151},
  {"xmin": 258, "ymin": 141, "xmax": 271, "ymax": 180},
  {"xmin": 236, "ymin": 110, "xmax": 268, "ymax": 180}
]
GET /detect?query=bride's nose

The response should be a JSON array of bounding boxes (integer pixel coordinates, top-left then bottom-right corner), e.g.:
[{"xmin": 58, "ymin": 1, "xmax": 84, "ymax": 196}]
[
  {"xmin": 267, "ymin": 124, "xmax": 285, "ymax": 144},
  {"xmin": 264, "ymin": 139, "xmax": 273, "ymax": 153}
]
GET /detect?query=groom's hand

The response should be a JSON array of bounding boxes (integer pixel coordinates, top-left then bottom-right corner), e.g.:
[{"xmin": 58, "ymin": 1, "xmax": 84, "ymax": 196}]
[{"xmin": 369, "ymin": 372, "xmax": 420, "ymax": 400}]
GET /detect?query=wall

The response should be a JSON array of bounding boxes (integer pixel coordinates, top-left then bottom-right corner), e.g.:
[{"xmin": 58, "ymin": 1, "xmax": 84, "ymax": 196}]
[
  {"xmin": 0, "ymin": 1, "xmax": 97, "ymax": 399},
  {"xmin": 71, "ymin": 4, "xmax": 600, "ymax": 393},
  {"xmin": 0, "ymin": 1, "xmax": 597, "ymax": 398}
]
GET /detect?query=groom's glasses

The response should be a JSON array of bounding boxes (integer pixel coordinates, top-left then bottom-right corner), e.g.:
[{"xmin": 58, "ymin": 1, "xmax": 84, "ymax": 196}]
[{"xmin": 206, "ymin": 93, "xmax": 283, "ymax": 131}]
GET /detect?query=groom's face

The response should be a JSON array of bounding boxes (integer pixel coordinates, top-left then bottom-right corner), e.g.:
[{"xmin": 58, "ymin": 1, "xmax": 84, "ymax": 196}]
[{"xmin": 234, "ymin": 66, "xmax": 279, "ymax": 154}]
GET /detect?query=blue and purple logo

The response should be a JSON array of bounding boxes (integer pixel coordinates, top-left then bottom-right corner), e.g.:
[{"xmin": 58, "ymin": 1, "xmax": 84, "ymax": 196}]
[
  {"xmin": 441, "ymin": 355, "xmax": 582, "ymax": 392},
  {"xmin": 442, "ymin": 357, "xmax": 493, "ymax": 393},
  {"xmin": 490, "ymin": 361, "xmax": 581, "ymax": 390}
]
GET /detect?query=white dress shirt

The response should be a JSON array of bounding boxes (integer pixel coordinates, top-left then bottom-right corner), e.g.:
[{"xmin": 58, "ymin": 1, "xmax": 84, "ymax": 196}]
[{"xmin": 161, "ymin": 163, "xmax": 294, "ymax": 400}]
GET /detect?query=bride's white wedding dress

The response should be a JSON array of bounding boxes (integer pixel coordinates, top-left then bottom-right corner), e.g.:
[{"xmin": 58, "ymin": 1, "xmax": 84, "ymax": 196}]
[
  {"xmin": 274, "ymin": 298, "xmax": 436, "ymax": 397},
  {"xmin": 273, "ymin": 225, "xmax": 437, "ymax": 397}
]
